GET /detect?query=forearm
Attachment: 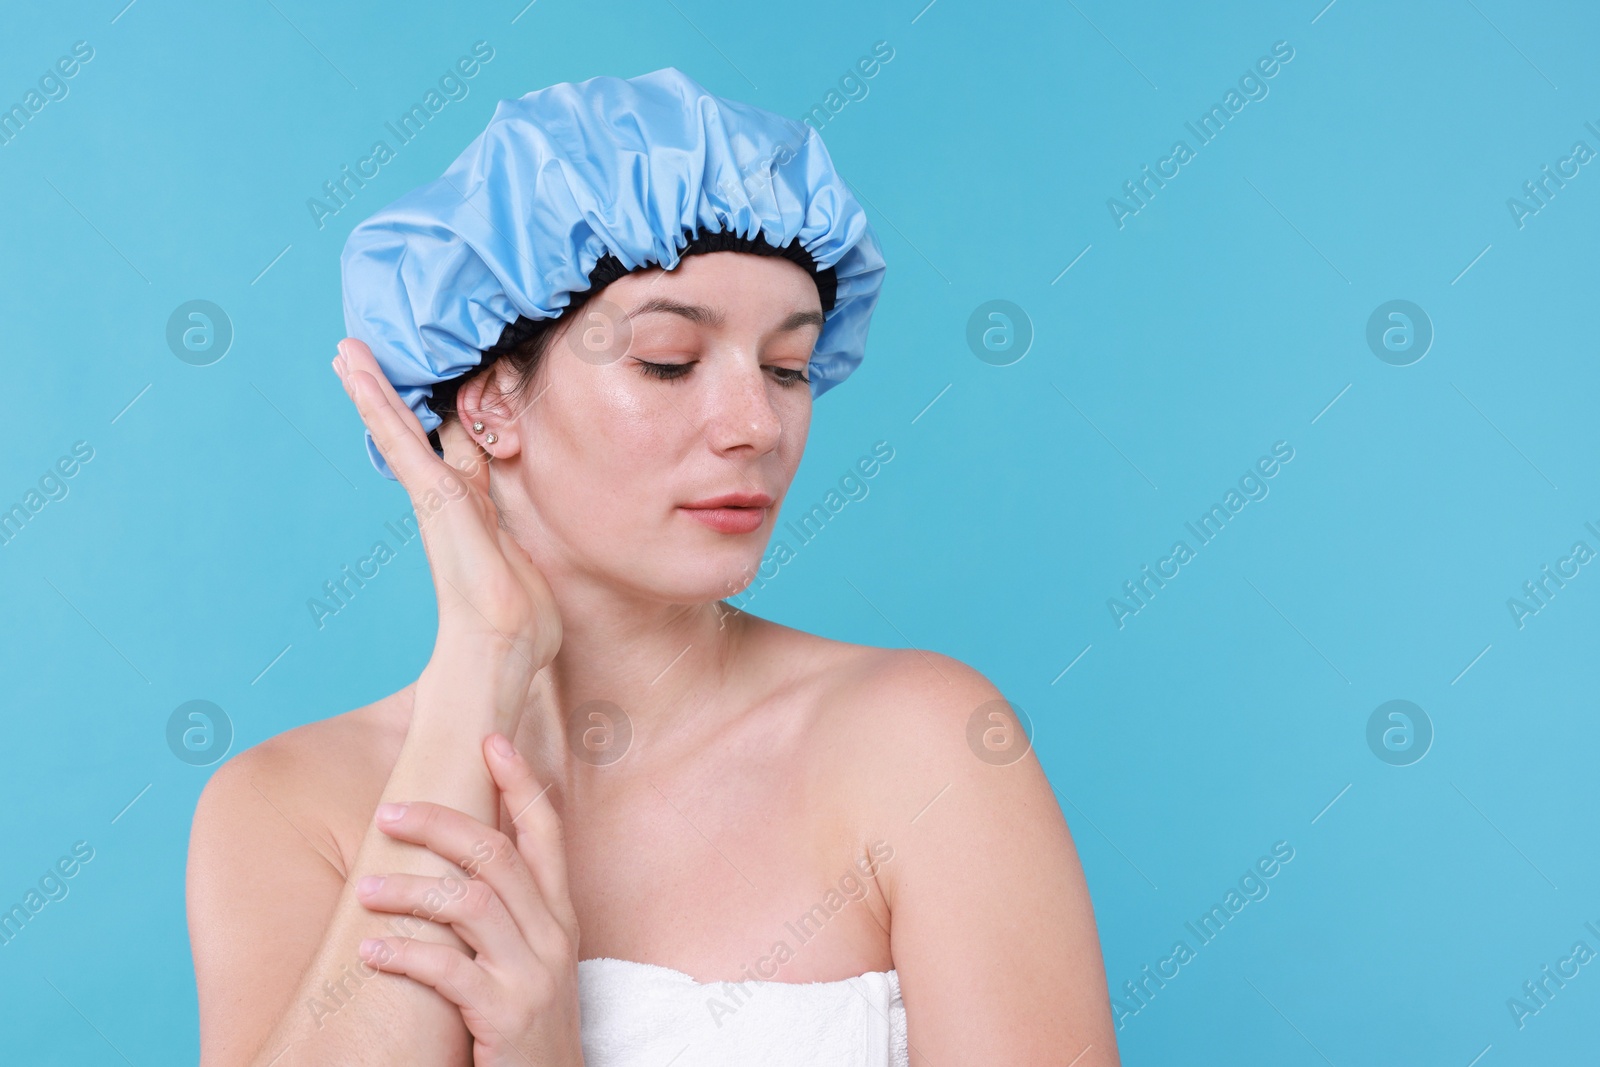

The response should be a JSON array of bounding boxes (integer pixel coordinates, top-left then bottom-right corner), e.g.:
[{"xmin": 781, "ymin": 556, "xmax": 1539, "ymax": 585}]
[
  {"xmin": 381, "ymin": 635, "xmax": 535, "ymax": 823},
  {"xmin": 247, "ymin": 648, "xmax": 534, "ymax": 1066}
]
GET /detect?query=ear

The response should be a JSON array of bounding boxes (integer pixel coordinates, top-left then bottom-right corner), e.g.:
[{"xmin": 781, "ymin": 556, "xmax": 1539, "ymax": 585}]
[{"xmin": 454, "ymin": 362, "xmax": 528, "ymax": 463}]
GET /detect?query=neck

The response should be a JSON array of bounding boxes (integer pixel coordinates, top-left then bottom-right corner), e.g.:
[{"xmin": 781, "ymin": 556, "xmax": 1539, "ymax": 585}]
[{"xmin": 514, "ymin": 576, "xmax": 755, "ymax": 780}]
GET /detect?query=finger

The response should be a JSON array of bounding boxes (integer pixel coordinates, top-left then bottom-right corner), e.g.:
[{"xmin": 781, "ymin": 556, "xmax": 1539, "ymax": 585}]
[
  {"xmin": 374, "ymin": 800, "xmax": 568, "ymax": 960},
  {"xmin": 358, "ymin": 936, "xmax": 497, "ymax": 1016},
  {"xmin": 438, "ymin": 414, "xmax": 492, "ymax": 498},
  {"xmin": 485, "ymin": 735, "xmax": 578, "ymax": 935},
  {"xmin": 373, "ymin": 800, "xmax": 501, "ymax": 871},
  {"xmin": 336, "ymin": 338, "xmax": 432, "ymax": 446},
  {"xmin": 356, "ymin": 872, "xmax": 538, "ymax": 968},
  {"xmin": 334, "ymin": 338, "xmax": 437, "ymax": 486}
]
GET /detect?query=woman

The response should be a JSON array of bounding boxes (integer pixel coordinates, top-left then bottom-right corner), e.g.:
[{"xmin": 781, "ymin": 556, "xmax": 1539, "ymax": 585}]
[{"xmin": 186, "ymin": 68, "xmax": 1119, "ymax": 1066}]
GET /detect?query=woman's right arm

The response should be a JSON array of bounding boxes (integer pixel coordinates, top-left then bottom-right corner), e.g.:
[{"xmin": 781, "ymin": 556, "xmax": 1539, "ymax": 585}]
[
  {"xmin": 187, "ymin": 642, "xmax": 533, "ymax": 1066},
  {"xmin": 188, "ymin": 339, "xmax": 565, "ymax": 1065}
]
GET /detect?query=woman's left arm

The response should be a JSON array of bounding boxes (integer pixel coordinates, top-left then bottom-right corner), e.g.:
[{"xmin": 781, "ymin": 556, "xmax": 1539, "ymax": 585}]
[
  {"xmin": 867, "ymin": 652, "xmax": 1121, "ymax": 1066},
  {"xmin": 354, "ymin": 732, "xmax": 586, "ymax": 1067}
]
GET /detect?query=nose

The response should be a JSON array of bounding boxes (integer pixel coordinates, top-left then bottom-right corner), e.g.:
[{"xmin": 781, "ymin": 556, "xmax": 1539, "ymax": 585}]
[{"xmin": 701, "ymin": 351, "xmax": 783, "ymax": 456}]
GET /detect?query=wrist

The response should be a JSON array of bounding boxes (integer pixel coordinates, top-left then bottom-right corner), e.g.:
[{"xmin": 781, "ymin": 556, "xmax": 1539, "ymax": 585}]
[
  {"xmin": 432, "ymin": 628, "xmax": 547, "ymax": 674},
  {"xmin": 414, "ymin": 644, "xmax": 539, "ymax": 735}
]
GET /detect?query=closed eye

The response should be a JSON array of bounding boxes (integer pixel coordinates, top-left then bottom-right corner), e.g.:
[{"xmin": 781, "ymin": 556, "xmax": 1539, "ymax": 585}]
[
  {"xmin": 635, "ymin": 360, "xmax": 811, "ymax": 387},
  {"xmin": 637, "ymin": 360, "xmax": 693, "ymax": 381}
]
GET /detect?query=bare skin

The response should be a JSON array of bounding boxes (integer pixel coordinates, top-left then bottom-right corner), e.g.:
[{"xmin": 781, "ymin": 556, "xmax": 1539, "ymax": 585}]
[{"xmin": 186, "ymin": 251, "xmax": 1120, "ymax": 1065}]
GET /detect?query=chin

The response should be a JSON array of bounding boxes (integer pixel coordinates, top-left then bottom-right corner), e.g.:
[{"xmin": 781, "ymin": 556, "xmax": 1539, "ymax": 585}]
[{"xmin": 642, "ymin": 546, "xmax": 770, "ymax": 606}]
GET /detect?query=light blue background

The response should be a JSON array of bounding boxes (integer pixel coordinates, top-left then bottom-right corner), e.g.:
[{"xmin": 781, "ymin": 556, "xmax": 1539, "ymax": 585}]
[{"xmin": 2, "ymin": 0, "xmax": 1596, "ymax": 1062}]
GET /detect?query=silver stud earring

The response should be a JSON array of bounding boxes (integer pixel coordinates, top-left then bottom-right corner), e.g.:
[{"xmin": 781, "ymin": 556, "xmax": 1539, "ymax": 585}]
[
  {"xmin": 484, "ymin": 432, "xmax": 498, "ymax": 445},
  {"xmin": 472, "ymin": 420, "xmax": 484, "ymax": 433}
]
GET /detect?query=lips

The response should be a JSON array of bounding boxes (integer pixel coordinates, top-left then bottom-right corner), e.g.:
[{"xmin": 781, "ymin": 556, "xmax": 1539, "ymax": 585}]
[
  {"xmin": 680, "ymin": 492, "xmax": 774, "ymax": 509},
  {"xmin": 679, "ymin": 491, "xmax": 773, "ymax": 534}
]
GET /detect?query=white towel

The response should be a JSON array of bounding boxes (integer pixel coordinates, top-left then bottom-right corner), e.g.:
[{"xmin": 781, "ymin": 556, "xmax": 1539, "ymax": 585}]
[{"xmin": 577, "ymin": 957, "xmax": 909, "ymax": 1067}]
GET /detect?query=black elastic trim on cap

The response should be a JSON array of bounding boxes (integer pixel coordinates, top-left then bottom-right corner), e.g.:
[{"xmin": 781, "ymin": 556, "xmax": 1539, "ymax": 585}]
[
  {"xmin": 484, "ymin": 311, "xmax": 558, "ymax": 358},
  {"xmin": 483, "ymin": 225, "xmax": 835, "ymax": 364},
  {"xmin": 587, "ymin": 226, "xmax": 836, "ymax": 313}
]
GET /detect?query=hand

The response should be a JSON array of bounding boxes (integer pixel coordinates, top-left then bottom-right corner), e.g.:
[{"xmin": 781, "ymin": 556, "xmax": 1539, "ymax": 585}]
[
  {"xmin": 355, "ymin": 733, "xmax": 585, "ymax": 1067},
  {"xmin": 332, "ymin": 337, "xmax": 562, "ymax": 674}
]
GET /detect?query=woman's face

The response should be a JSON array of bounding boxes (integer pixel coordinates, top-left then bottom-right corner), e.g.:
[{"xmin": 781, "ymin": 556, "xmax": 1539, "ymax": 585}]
[{"xmin": 480, "ymin": 250, "xmax": 824, "ymax": 604}]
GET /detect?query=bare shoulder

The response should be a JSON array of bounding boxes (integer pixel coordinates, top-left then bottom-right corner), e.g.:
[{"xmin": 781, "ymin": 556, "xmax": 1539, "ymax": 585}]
[
  {"xmin": 833, "ymin": 643, "xmax": 1010, "ymax": 728},
  {"xmin": 185, "ymin": 688, "xmax": 412, "ymax": 1062},
  {"xmin": 189, "ymin": 688, "xmax": 408, "ymax": 879},
  {"xmin": 795, "ymin": 639, "xmax": 1120, "ymax": 1062},
  {"xmin": 812, "ymin": 640, "xmax": 1028, "ymax": 791},
  {"xmin": 778, "ymin": 631, "xmax": 1049, "ymax": 855},
  {"xmin": 758, "ymin": 615, "xmax": 1003, "ymax": 716}
]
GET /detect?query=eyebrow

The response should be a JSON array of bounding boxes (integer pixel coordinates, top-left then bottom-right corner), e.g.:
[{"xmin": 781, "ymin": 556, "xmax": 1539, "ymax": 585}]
[{"xmin": 624, "ymin": 297, "xmax": 824, "ymax": 333}]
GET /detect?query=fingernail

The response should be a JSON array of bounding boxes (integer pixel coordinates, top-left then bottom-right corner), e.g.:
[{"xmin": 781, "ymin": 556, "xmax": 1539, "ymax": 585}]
[
  {"xmin": 359, "ymin": 938, "xmax": 383, "ymax": 958},
  {"xmin": 375, "ymin": 802, "xmax": 407, "ymax": 823},
  {"xmin": 357, "ymin": 875, "xmax": 384, "ymax": 896},
  {"xmin": 490, "ymin": 733, "xmax": 516, "ymax": 758},
  {"xmin": 331, "ymin": 355, "xmax": 345, "ymax": 378},
  {"xmin": 337, "ymin": 339, "xmax": 356, "ymax": 361}
]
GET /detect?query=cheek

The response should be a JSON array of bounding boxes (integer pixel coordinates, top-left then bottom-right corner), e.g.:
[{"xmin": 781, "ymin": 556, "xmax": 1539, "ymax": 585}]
[
  {"xmin": 532, "ymin": 374, "xmax": 682, "ymax": 509},
  {"xmin": 777, "ymin": 399, "xmax": 812, "ymax": 468},
  {"xmin": 589, "ymin": 377, "xmax": 685, "ymax": 473}
]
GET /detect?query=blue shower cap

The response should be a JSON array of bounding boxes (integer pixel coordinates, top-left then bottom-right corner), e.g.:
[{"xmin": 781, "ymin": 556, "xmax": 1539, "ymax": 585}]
[{"xmin": 339, "ymin": 65, "xmax": 887, "ymax": 480}]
